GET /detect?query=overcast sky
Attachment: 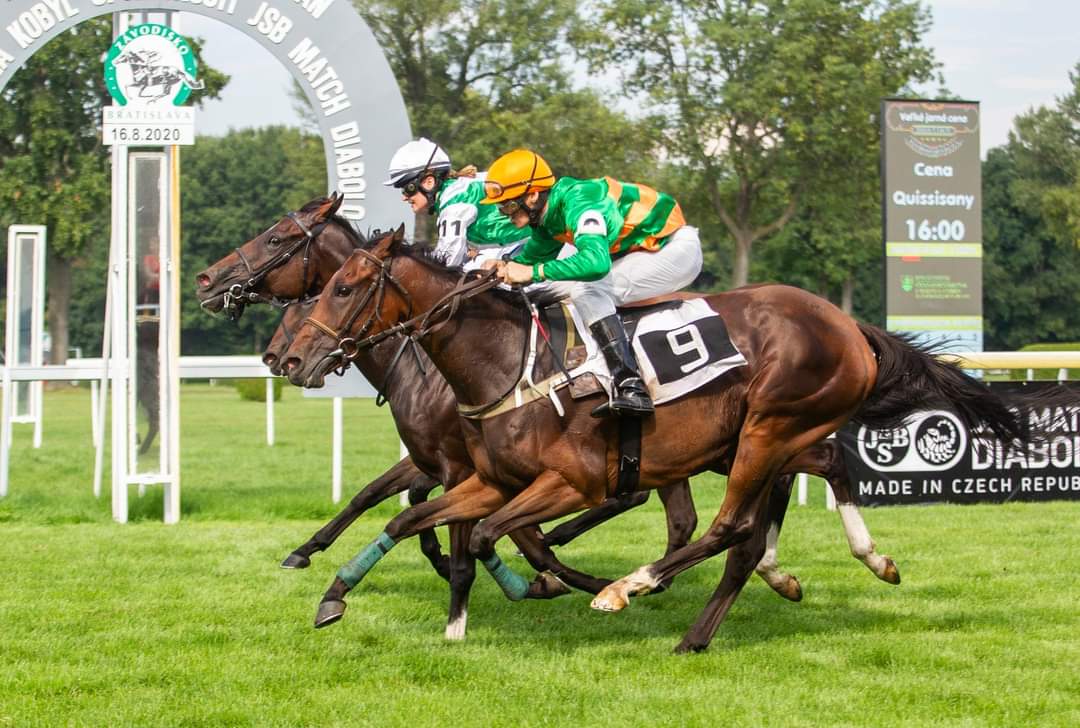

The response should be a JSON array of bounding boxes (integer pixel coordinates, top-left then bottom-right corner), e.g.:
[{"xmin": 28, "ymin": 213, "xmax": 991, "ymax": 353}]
[{"xmin": 179, "ymin": 1, "xmax": 1080, "ymax": 157}]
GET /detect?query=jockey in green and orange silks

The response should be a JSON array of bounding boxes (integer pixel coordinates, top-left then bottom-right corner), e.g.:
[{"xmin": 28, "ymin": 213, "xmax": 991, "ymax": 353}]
[{"xmin": 480, "ymin": 149, "xmax": 703, "ymax": 417}]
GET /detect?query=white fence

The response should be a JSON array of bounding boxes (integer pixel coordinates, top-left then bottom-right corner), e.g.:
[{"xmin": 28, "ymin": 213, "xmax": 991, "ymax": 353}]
[{"xmin": 0, "ymin": 356, "xmax": 370, "ymax": 515}]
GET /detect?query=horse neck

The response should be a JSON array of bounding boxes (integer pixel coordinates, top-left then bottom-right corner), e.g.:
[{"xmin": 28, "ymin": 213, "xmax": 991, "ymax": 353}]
[
  {"xmin": 393, "ymin": 255, "xmax": 529, "ymax": 409},
  {"xmin": 309, "ymin": 222, "xmax": 359, "ymax": 293}
]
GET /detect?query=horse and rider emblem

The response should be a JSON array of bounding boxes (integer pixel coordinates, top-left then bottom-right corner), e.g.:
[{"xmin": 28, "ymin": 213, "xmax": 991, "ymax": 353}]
[{"xmin": 104, "ymin": 23, "xmax": 203, "ymax": 107}]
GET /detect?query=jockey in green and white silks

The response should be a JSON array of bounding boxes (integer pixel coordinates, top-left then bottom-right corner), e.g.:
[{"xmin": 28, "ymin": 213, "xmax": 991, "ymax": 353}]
[
  {"xmin": 480, "ymin": 148, "xmax": 703, "ymax": 417},
  {"xmin": 384, "ymin": 138, "xmax": 526, "ymax": 268}
]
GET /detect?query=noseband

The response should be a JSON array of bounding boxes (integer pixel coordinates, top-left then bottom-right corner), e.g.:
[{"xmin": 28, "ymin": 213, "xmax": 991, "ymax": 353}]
[{"xmin": 223, "ymin": 211, "xmax": 329, "ymax": 318}]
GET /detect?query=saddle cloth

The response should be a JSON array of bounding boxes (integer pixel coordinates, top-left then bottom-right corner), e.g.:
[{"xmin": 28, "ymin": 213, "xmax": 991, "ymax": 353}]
[{"xmin": 541, "ymin": 297, "xmax": 747, "ymax": 406}]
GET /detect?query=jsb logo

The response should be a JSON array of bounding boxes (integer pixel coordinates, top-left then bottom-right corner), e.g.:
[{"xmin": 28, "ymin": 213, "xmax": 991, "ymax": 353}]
[{"xmin": 858, "ymin": 410, "xmax": 966, "ymax": 472}]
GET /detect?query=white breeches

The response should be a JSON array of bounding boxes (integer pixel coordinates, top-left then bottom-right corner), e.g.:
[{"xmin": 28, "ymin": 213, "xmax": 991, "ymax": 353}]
[{"xmin": 539, "ymin": 226, "xmax": 704, "ymax": 327}]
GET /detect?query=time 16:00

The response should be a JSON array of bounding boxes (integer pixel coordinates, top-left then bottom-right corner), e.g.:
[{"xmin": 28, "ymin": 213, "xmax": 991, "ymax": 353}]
[{"xmin": 905, "ymin": 219, "xmax": 966, "ymax": 242}]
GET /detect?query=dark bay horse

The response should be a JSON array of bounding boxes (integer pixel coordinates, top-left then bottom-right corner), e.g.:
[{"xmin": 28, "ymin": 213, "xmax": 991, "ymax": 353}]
[
  {"xmin": 282, "ymin": 227, "xmax": 1064, "ymax": 652},
  {"xmin": 204, "ymin": 195, "xmax": 901, "ymax": 593}
]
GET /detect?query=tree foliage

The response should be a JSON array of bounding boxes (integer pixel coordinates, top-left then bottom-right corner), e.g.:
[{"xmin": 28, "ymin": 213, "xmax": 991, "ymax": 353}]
[
  {"xmin": 581, "ymin": 0, "xmax": 940, "ymax": 287},
  {"xmin": 0, "ymin": 20, "xmax": 227, "ymax": 361},
  {"xmin": 982, "ymin": 65, "xmax": 1080, "ymax": 349},
  {"xmin": 178, "ymin": 127, "xmax": 327, "ymax": 355}
]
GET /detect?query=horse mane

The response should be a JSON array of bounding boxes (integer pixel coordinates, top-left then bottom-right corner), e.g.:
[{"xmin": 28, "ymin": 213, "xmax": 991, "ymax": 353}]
[{"xmin": 363, "ymin": 229, "xmax": 526, "ymax": 310}]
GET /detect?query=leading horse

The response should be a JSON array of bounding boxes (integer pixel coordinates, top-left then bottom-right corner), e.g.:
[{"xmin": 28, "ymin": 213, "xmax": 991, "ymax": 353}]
[{"xmin": 283, "ymin": 226, "xmax": 1067, "ymax": 652}]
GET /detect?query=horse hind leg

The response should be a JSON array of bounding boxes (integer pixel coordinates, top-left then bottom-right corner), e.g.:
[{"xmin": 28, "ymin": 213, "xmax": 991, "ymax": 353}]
[
  {"xmin": 752, "ymin": 474, "xmax": 803, "ymax": 602},
  {"xmin": 785, "ymin": 441, "xmax": 900, "ymax": 585},
  {"xmin": 675, "ymin": 501, "xmax": 774, "ymax": 654}
]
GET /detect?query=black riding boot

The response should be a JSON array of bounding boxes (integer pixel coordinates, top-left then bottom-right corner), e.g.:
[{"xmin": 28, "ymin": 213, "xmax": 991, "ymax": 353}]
[{"xmin": 589, "ymin": 314, "xmax": 654, "ymax": 417}]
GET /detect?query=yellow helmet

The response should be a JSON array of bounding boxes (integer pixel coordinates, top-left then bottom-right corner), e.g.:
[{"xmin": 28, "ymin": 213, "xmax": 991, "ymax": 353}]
[{"xmin": 481, "ymin": 149, "xmax": 555, "ymax": 204}]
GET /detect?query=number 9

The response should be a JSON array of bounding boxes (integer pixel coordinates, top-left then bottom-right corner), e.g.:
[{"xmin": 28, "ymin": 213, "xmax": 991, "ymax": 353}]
[{"xmin": 666, "ymin": 323, "xmax": 709, "ymax": 373}]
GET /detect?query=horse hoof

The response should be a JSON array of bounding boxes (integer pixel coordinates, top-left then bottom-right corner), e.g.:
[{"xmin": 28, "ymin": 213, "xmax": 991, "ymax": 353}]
[
  {"xmin": 590, "ymin": 588, "xmax": 628, "ymax": 613},
  {"xmin": 526, "ymin": 571, "xmax": 572, "ymax": 600},
  {"xmin": 673, "ymin": 640, "xmax": 709, "ymax": 655},
  {"xmin": 314, "ymin": 599, "xmax": 347, "ymax": 629},
  {"xmin": 779, "ymin": 575, "xmax": 803, "ymax": 602},
  {"xmin": 280, "ymin": 552, "xmax": 311, "ymax": 569},
  {"xmin": 882, "ymin": 557, "xmax": 901, "ymax": 585}
]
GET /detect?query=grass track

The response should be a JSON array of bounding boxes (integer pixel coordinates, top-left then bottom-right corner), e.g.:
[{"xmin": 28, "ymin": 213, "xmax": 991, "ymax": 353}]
[{"xmin": 1, "ymin": 386, "xmax": 1078, "ymax": 726}]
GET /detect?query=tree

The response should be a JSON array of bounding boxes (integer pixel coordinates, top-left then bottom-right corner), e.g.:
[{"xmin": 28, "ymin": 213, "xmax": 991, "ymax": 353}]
[
  {"xmin": 0, "ymin": 19, "xmax": 227, "ymax": 363},
  {"xmin": 582, "ymin": 0, "xmax": 940, "ymax": 287},
  {"xmin": 178, "ymin": 127, "xmax": 327, "ymax": 355},
  {"xmin": 334, "ymin": 0, "xmax": 663, "ymax": 241},
  {"xmin": 982, "ymin": 65, "xmax": 1080, "ymax": 349}
]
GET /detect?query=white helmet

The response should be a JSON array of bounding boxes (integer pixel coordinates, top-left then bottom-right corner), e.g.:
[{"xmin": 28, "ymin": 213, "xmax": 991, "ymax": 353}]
[{"xmin": 384, "ymin": 138, "xmax": 451, "ymax": 187}]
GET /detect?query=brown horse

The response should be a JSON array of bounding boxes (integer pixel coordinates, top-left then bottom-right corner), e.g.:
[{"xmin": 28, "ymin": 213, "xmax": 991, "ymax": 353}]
[
  {"xmin": 199, "ymin": 196, "xmax": 901, "ymax": 640},
  {"xmin": 282, "ymin": 227, "xmax": 1062, "ymax": 652}
]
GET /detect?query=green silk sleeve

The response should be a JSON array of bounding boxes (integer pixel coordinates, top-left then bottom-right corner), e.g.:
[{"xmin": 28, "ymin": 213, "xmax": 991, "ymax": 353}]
[{"xmin": 536, "ymin": 234, "xmax": 611, "ymax": 281}]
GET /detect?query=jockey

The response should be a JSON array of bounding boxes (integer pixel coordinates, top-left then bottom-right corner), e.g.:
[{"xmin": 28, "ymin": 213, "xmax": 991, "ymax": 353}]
[
  {"xmin": 480, "ymin": 149, "xmax": 703, "ymax": 418},
  {"xmin": 384, "ymin": 138, "xmax": 525, "ymax": 267}
]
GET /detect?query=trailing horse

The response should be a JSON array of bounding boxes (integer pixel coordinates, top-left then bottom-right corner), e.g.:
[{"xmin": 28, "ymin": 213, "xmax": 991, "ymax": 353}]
[{"xmin": 282, "ymin": 226, "xmax": 1072, "ymax": 652}]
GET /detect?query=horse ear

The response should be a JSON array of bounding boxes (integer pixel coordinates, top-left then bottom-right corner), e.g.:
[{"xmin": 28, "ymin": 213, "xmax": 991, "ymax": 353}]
[
  {"xmin": 392, "ymin": 223, "xmax": 406, "ymax": 245},
  {"xmin": 315, "ymin": 191, "xmax": 344, "ymax": 221},
  {"xmin": 328, "ymin": 191, "xmax": 344, "ymax": 215}
]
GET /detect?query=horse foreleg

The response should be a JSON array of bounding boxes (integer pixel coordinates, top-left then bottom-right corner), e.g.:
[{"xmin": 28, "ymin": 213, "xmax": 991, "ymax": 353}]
[
  {"xmin": 444, "ymin": 522, "xmax": 477, "ymax": 641},
  {"xmin": 283, "ymin": 457, "xmax": 444, "ymax": 575},
  {"xmin": 541, "ymin": 492, "xmax": 649, "ymax": 547},
  {"xmin": 409, "ymin": 476, "xmax": 453, "ymax": 583},
  {"xmin": 510, "ymin": 527, "xmax": 612, "ymax": 597},
  {"xmin": 314, "ymin": 474, "xmax": 508, "ymax": 629}
]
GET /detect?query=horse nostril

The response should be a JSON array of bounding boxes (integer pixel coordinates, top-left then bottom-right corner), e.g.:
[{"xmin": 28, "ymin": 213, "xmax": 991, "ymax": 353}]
[
  {"xmin": 196, "ymin": 272, "xmax": 212, "ymax": 289},
  {"xmin": 284, "ymin": 357, "xmax": 301, "ymax": 374},
  {"xmin": 262, "ymin": 353, "xmax": 278, "ymax": 368}
]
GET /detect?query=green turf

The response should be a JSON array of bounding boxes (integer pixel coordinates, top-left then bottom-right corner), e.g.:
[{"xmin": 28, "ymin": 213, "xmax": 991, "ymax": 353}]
[{"xmin": 1, "ymin": 386, "xmax": 1078, "ymax": 727}]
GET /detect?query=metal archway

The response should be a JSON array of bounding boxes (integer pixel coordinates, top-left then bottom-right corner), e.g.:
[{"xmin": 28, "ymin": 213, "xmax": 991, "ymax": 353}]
[{"xmin": 0, "ymin": 0, "xmax": 411, "ymax": 224}]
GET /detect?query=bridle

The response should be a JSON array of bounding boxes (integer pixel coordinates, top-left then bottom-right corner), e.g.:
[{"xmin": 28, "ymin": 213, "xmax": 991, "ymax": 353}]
[
  {"xmin": 222, "ymin": 211, "xmax": 330, "ymax": 319},
  {"xmin": 300, "ymin": 249, "xmax": 504, "ymax": 394}
]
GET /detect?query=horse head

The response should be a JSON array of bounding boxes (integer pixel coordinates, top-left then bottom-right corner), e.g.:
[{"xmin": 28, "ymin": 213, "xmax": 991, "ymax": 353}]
[
  {"xmin": 262, "ymin": 297, "xmax": 319, "ymax": 376},
  {"xmin": 195, "ymin": 191, "xmax": 361, "ymax": 319},
  {"xmin": 282, "ymin": 225, "xmax": 417, "ymax": 387}
]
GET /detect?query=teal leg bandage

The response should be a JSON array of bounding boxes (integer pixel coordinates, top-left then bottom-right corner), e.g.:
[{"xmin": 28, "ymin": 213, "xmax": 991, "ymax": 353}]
[
  {"xmin": 337, "ymin": 532, "xmax": 396, "ymax": 588},
  {"xmin": 482, "ymin": 554, "xmax": 529, "ymax": 602}
]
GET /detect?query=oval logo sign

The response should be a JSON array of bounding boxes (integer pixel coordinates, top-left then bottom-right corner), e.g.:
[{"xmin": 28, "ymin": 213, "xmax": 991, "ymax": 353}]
[{"xmin": 104, "ymin": 23, "xmax": 203, "ymax": 107}]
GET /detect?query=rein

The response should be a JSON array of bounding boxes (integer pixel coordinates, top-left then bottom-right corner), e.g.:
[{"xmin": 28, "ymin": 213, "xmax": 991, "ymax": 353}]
[{"xmin": 301, "ymin": 257, "xmax": 529, "ymax": 410}]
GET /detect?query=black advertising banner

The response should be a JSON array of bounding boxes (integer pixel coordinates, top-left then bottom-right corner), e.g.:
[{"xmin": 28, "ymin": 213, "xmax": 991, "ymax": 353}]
[
  {"xmin": 838, "ymin": 382, "xmax": 1080, "ymax": 506},
  {"xmin": 882, "ymin": 99, "xmax": 982, "ymax": 351}
]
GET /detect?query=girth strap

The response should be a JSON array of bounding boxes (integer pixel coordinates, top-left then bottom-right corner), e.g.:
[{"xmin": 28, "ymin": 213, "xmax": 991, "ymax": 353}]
[{"xmin": 616, "ymin": 417, "xmax": 642, "ymax": 497}]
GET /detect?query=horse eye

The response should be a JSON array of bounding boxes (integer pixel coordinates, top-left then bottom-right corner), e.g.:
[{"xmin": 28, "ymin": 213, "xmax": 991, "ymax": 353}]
[
  {"xmin": 268, "ymin": 236, "xmax": 281, "ymax": 247},
  {"xmin": 335, "ymin": 285, "xmax": 351, "ymax": 297}
]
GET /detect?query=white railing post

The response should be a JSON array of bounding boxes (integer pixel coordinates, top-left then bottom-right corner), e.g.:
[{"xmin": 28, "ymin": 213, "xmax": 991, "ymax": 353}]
[
  {"xmin": 265, "ymin": 378, "xmax": 275, "ymax": 446},
  {"xmin": 400, "ymin": 439, "xmax": 410, "ymax": 506},
  {"xmin": 332, "ymin": 397, "xmax": 343, "ymax": 503},
  {"xmin": 796, "ymin": 473, "xmax": 808, "ymax": 506}
]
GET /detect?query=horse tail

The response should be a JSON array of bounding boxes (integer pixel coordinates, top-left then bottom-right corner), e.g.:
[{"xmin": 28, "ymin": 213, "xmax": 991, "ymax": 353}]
[{"xmin": 852, "ymin": 323, "xmax": 1079, "ymax": 444}]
